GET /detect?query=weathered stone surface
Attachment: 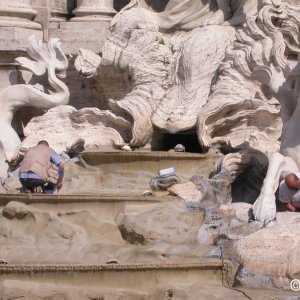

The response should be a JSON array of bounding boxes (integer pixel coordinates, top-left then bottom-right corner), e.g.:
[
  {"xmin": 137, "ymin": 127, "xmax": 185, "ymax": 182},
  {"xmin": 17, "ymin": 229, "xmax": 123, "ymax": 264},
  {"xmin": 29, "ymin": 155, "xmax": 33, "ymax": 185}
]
[
  {"xmin": 0, "ymin": 280, "xmax": 147, "ymax": 300},
  {"xmin": 169, "ymin": 181, "xmax": 202, "ymax": 202},
  {"xmin": 169, "ymin": 175, "xmax": 219, "ymax": 210},
  {"xmin": 198, "ymin": 203, "xmax": 261, "ymax": 245},
  {"xmin": 150, "ymin": 174, "xmax": 180, "ymax": 191},
  {"xmin": 2, "ymin": 201, "xmax": 31, "ymax": 219},
  {"xmin": 0, "ymin": 201, "xmax": 127, "ymax": 264},
  {"xmin": 225, "ymin": 212, "xmax": 300, "ymax": 289},
  {"xmin": 72, "ymin": 0, "xmax": 116, "ymax": 21},
  {"xmin": 116, "ymin": 200, "xmax": 203, "ymax": 245},
  {"xmin": 9, "ymin": 105, "xmax": 130, "ymax": 161}
]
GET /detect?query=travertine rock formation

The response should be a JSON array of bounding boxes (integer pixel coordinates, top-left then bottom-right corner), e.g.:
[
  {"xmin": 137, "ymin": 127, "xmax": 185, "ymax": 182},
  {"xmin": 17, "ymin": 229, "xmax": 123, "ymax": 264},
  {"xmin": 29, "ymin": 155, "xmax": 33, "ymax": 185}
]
[
  {"xmin": 8, "ymin": 105, "xmax": 130, "ymax": 161},
  {"xmin": 72, "ymin": 0, "xmax": 294, "ymax": 162},
  {"xmin": 225, "ymin": 211, "xmax": 300, "ymax": 289},
  {"xmin": 116, "ymin": 200, "xmax": 203, "ymax": 245}
]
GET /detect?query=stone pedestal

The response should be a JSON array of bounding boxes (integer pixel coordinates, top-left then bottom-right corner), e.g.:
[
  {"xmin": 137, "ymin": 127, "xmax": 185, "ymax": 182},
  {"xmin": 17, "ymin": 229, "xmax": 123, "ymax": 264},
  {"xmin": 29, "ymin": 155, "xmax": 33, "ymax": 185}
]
[
  {"xmin": 0, "ymin": 0, "xmax": 41, "ymax": 29},
  {"xmin": 72, "ymin": 0, "xmax": 116, "ymax": 21},
  {"xmin": 0, "ymin": 0, "xmax": 42, "ymax": 51},
  {"xmin": 50, "ymin": 0, "xmax": 76, "ymax": 20}
]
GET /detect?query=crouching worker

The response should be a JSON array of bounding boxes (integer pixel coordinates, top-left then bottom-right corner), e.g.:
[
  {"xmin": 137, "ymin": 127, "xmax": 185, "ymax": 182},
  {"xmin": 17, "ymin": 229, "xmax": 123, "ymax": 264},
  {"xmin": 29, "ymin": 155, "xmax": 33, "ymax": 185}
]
[
  {"xmin": 19, "ymin": 140, "xmax": 64, "ymax": 194},
  {"xmin": 279, "ymin": 173, "xmax": 300, "ymax": 212}
]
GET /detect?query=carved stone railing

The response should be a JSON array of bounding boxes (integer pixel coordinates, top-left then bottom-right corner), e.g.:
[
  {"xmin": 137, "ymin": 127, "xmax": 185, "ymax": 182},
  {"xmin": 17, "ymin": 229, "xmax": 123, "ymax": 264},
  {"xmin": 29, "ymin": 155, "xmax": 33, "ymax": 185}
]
[{"xmin": 72, "ymin": 0, "xmax": 116, "ymax": 21}]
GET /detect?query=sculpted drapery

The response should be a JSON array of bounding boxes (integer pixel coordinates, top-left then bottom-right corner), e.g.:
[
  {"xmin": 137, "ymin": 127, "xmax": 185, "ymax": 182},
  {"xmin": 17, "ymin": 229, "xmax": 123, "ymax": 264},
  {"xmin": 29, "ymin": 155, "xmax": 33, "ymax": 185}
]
[{"xmin": 123, "ymin": 0, "xmax": 259, "ymax": 30}]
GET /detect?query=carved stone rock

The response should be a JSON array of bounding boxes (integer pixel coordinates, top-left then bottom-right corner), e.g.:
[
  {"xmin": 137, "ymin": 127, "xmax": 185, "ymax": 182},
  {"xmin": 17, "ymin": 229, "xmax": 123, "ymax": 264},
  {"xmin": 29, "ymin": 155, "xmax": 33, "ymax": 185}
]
[
  {"xmin": 9, "ymin": 105, "xmax": 130, "ymax": 161},
  {"xmin": 116, "ymin": 200, "xmax": 203, "ymax": 245},
  {"xmin": 225, "ymin": 213, "xmax": 300, "ymax": 289}
]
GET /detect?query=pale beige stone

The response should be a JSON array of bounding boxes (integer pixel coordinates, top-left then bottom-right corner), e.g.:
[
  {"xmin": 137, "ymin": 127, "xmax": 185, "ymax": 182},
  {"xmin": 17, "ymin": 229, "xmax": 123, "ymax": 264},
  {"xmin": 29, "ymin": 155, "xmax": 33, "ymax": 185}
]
[
  {"xmin": 168, "ymin": 182, "xmax": 202, "ymax": 202},
  {"xmin": 116, "ymin": 200, "xmax": 203, "ymax": 245},
  {"xmin": 10, "ymin": 105, "xmax": 129, "ymax": 158},
  {"xmin": 72, "ymin": 0, "xmax": 116, "ymax": 21},
  {"xmin": 227, "ymin": 218, "xmax": 300, "ymax": 289}
]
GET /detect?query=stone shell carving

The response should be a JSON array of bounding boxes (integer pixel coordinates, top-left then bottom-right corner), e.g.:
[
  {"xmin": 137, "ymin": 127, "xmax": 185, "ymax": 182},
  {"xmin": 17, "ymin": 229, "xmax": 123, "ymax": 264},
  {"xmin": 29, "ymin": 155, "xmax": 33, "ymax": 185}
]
[
  {"xmin": 8, "ymin": 105, "xmax": 131, "ymax": 163},
  {"xmin": 197, "ymin": 3, "xmax": 298, "ymax": 154}
]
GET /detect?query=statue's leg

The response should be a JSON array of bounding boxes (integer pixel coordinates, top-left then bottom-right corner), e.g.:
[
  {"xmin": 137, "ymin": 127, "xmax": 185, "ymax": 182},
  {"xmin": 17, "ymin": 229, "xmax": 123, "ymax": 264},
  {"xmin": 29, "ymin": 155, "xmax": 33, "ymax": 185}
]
[{"xmin": 252, "ymin": 153, "xmax": 298, "ymax": 224}]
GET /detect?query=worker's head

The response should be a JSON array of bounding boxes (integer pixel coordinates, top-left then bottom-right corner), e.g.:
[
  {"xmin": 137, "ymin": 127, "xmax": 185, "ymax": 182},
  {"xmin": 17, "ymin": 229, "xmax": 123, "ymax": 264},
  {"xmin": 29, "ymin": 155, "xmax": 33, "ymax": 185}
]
[
  {"xmin": 285, "ymin": 173, "xmax": 299, "ymax": 190},
  {"xmin": 37, "ymin": 140, "xmax": 49, "ymax": 147}
]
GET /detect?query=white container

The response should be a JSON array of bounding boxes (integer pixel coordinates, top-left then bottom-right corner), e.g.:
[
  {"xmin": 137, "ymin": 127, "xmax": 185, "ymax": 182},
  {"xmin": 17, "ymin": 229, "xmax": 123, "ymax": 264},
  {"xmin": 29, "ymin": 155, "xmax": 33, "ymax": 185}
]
[{"xmin": 159, "ymin": 167, "xmax": 175, "ymax": 176}]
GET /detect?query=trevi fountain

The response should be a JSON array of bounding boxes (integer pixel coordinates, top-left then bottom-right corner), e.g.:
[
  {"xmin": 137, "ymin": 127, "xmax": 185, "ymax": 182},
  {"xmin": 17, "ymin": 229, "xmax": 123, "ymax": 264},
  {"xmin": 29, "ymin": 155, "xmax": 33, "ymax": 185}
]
[{"xmin": 1, "ymin": 0, "xmax": 300, "ymax": 299}]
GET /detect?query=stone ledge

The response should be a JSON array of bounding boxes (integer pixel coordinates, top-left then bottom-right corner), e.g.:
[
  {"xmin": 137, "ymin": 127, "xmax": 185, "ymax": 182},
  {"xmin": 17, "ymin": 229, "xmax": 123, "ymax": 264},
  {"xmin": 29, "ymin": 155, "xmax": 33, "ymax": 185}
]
[
  {"xmin": 0, "ymin": 260, "xmax": 224, "ymax": 273},
  {"xmin": 0, "ymin": 260, "xmax": 238, "ymax": 288},
  {"xmin": 0, "ymin": 193, "xmax": 171, "ymax": 205}
]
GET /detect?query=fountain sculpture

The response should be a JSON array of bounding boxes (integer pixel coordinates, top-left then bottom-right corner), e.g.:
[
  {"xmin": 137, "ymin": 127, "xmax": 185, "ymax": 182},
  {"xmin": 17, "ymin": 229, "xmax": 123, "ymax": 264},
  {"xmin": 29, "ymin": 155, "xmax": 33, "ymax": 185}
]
[{"xmin": 0, "ymin": 0, "xmax": 300, "ymax": 297}]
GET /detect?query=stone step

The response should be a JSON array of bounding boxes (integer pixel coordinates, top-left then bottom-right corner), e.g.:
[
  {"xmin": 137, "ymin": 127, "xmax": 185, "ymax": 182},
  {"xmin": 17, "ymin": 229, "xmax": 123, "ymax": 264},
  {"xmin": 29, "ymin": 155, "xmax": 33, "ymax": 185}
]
[
  {"xmin": 0, "ymin": 193, "xmax": 172, "ymax": 205},
  {"xmin": 80, "ymin": 150, "xmax": 217, "ymax": 180},
  {"xmin": 0, "ymin": 260, "xmax": 236, "ymax": 297},
  {"xmin": 2, "ymin": 261, "xmax": 292, "ymax": 299},
  {"xmin": 0, "ymin": 193, "xmax": 206, "ymax": 266},
  {"xmin": 63, "ymin": 150, "xmax": 219, "ymax": 195}
]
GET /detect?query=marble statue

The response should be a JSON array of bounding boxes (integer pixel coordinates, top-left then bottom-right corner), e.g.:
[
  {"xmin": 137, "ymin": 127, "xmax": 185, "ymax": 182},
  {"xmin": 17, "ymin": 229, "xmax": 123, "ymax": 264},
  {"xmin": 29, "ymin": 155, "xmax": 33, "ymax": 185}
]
[
  {"xmin": 0, "ymin": 36, "xmax": 69, "ymax": 176},
  {"xmin": 73, "ymin": 0, "xmax": 290, "ymax": 152},
  {"xmin": 75, "ymin": 0, "xmax": 265, "ymax": 147},
  {"xmin": 124, "ymin": 0, "xmax": 259, "ymax": 29},
  {"xmin": 73, "ymin": 0, "xmax": 300, "ymax": 219},
  {"xmin": 3, "ymin": 0, "xmax": 300, "ymax": 211},
  {"xmin": 252, "ymin": 55, "xmax": 300, "ymax": 224}
]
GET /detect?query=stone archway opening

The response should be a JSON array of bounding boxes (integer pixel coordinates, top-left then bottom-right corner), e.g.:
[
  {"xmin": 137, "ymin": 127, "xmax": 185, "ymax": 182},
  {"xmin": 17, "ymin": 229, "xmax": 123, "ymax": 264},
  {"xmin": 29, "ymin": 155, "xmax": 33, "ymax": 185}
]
[{"xmin": 151, "ymin": 130, "xmax": 203, "ymax": 153}]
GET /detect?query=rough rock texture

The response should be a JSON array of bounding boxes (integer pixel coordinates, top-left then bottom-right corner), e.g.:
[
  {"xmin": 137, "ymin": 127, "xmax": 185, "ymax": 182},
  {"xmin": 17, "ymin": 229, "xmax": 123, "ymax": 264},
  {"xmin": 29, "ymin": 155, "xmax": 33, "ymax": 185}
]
[
  {"xmin": 75, "ymin": 2, "xmax": 283, "ymax": 150},
  {"xmin": 0, "ymin": 201, "xmax": 126, "ymax": 264},
  {"xmin": 169, "ymin": 175, "xmax": 216, "ymax": 209},
  {"xmin": 0, "ymin": 279, "xmax": 260, "ymax": 300},
  {"xmin": 224, "ymin": 211, "xmax": 300, "ymax": 289},
  {"xmin": 150, "ymin": 173, "xmax": 180, "ymax": 191},
  {"xmin": 9, "ymin": 105, "xmax": 131, "ymax": 161},
  {"xmin": 116, "ymin": 200, "xmax": 203, "ymax": 245},
  {"xmin": 198, "ymin": 203, "xmax": 262, "ymax": 245},
  {"xmin": 168, "ymin": 181, "xmax": 204, "ymax": 205},
  {"xmin": 152, "ymin": 25, "xmax": 236, "ymax": 133}
]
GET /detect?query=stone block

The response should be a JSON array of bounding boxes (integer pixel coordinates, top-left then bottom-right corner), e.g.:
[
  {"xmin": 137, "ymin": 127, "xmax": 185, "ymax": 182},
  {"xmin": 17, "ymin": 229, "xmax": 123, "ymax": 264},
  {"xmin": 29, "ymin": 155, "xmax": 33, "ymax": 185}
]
[
  {"xmin": 49, "ymin": 20, "xmax": 110, "ymax": 54},
  {"xmin": 0, "ymin": 27, "xmax": 43, "ymax": 51}
]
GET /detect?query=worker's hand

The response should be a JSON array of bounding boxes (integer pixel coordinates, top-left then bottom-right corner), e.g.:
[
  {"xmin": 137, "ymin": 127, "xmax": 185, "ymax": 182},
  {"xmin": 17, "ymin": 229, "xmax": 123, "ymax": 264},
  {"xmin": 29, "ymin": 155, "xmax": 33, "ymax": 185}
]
[{"xmin": 57, "ymin": 181, "xmax": 63, "ymax": 191}]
